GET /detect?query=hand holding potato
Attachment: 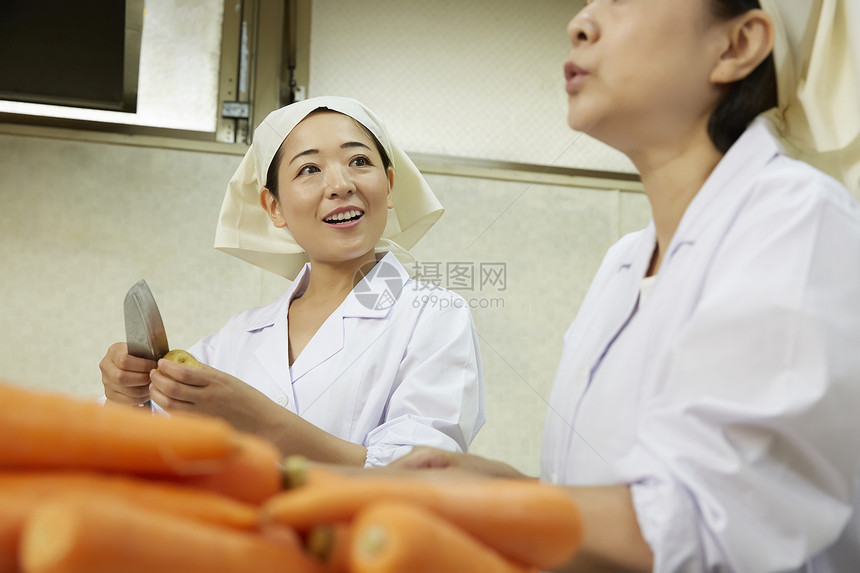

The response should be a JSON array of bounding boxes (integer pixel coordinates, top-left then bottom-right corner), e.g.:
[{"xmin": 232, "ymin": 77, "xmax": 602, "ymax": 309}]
[{"xmin": 149, "ymin": 352, "xmax": 281, "ymax": 436}]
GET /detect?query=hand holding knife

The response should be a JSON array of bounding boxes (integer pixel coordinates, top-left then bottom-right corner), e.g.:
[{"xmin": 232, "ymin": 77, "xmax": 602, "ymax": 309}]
[{"xmin": 123, "ymin": 280, "xmax": 170, "ymax": 408}]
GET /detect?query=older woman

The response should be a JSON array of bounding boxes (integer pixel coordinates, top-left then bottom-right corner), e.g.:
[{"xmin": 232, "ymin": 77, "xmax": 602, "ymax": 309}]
[
  {"xmin": 100, "ymin": 97, "xmax": 486, "ymax": 468},
  {"xmin": 394, "ymin": 1, "xmax": 860, "ymax": 571}
]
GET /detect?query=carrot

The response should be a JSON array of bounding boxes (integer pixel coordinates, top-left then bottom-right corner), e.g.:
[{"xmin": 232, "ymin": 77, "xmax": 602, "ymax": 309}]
[
  {"xmin": 0, "ymin": 496, "xmax": 31, "ymax": 573},
  {"xmin": 350, "ymin": 501, "xmax": 536, "ymax": 573},
  {"xmin": 261, "ymin": 477, "xmax": 583, "ymax": 570},
  {"xmin": 0, "ymin": 382, "xmax": 238, "ymax": 476},
  {"xmin": 283, "ymin": 455, "xmax": 350, "ymax": 489},
  {"xmin": 259, "ymin": 520, "xmax": 304, "ymax": 553},
  {"xmin": 19, "ymin": 497, "xmax": 324, "ymax": 573},
  {"xmin": 0, "ymin": 473, "xmax": 259, "ymax": 572},
  {"xmin": 179, "ymin": 432, "xmax": 283, "ymax": 504},
  {"xmin": 306, "ymin": 522, "xmax": 352, "ymax": 573},
  {"xmin": 0, "ymin": 471, "xmax": 257, "ymax": 530}
]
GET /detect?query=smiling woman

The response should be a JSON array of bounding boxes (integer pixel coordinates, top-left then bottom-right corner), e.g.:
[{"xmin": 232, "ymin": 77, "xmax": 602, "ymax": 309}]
[
  {"xmin": 260, "ymin": 111, "xmax": 395, "ymax": 280},
  {"xmin": 99, "ymin": 96, "xmax": 486, "ymax": 468}
]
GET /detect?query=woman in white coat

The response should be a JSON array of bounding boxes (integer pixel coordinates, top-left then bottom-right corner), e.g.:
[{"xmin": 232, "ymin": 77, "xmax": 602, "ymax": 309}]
[
  {"xmin": 100, "ymin": 97, "xmax": 486, "ymax": 468},
  {"xmin": 392, "ymin": 0, "xmax": 860, "ymax": 571}
]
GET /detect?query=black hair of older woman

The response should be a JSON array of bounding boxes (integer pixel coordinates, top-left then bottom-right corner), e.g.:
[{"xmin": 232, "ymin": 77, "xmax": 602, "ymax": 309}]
[
  {"xmin": 264, "ymin": 108, "xmax": 393, "ymax": 200},
  {"xmin": 708, "ymin": 0, "xmax": 778, "ymax": 153}
]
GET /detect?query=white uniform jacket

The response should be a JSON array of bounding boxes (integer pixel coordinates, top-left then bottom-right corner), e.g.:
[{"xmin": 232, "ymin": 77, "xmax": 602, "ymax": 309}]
[
  {"xmin": 187, "ymin": 252, "xmax": 486, "ymax": 467},
  {"xmin": 541, "ymin": 117, "xmax": 860, "ymax": 572}
]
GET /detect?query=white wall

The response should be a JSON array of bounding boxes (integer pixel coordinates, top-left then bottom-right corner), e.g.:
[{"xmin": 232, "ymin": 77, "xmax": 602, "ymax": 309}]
[{"xmin": 308, "ymin": 0, "xmax": 635, "ymax": 173}]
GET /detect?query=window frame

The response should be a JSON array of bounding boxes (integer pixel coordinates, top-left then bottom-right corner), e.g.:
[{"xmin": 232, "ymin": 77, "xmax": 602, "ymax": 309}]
[{"xmin": 0, "ymin": 0, "xmax": 311, "ymax": 153}]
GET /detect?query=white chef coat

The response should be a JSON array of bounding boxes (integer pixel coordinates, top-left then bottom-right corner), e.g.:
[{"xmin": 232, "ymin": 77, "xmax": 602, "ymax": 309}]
[
  {"xmin": 541, "ymin": 117, "xmax": 860, "ymax": 572},
  {"xmin": 178, "ymin": 251, "xmax": 485, "ymax": 467}
]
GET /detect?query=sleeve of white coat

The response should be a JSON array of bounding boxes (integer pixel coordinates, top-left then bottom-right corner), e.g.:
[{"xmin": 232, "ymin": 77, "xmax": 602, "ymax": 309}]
[
  {"xmin": 363, "ymin": 293, "xmax": 486, "ymax": 467},
  {"xmin": 615, "ymin": 173, "xmax": 860, "ymax": 572}
]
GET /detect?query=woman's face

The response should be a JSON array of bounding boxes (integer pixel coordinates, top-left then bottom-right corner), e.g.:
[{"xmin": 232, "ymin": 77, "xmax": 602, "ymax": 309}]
[
  {"xmin": 564, "ymin": 0, "xmax": 727, "ymax": 152},
  {"xmin": 267, "ymin": 111, "xmax": 394, "ymax": 266}
]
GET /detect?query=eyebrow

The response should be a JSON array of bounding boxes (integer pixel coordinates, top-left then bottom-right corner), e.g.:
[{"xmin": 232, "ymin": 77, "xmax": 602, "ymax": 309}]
[{"xmin": 289, "ymin": 141, "xmax": 372, "ymax": 164}]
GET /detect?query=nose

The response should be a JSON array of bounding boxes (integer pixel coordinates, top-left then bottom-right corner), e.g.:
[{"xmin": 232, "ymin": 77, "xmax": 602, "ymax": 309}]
[
  {"xmin": 567, "ymin": 7, "xmax": 599, "ymax": 47},
  {"xmin": 324, "ymin": 165, "xmax": 354, "ymax": 198}
]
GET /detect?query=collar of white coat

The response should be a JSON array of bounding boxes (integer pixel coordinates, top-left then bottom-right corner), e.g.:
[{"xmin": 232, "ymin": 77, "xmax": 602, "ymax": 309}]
[
  {"xmin": 614, "ymin": 116, "xmax": 784, "ymax": 271},
  {"xmin": 341, "ymin": 251, "xmax": 412, "ymax": 318},
  {"xmin": 245, "ymin": 251, "xmax": 409, "ymax": 331}
]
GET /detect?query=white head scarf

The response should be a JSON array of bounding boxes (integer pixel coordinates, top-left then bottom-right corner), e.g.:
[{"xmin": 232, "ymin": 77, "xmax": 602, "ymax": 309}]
[
  {"xmin": 214, "ymin": 96, "xmax": 444, "ymax": 280},
  {"xmin": 759, "ymin": 0, "xmax": 860, "ymax": 193}
]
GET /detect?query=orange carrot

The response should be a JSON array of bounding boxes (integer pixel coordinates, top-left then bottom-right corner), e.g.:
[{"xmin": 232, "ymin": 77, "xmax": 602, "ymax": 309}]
[
  {"xmin": 350, "ymin": 501, "xmax": 536, "ymax": 573},
  {"xmin": 0, "ymin": 382, "xmax": 237, "ymax": 477},
  {"xmin": 283, "ymin": 455, "xmax": 350, "ymax": 489},
  {"xmin": 0, "ymin": 471, "xmax": 257, "ymax": 530},
  {"xmin": 179, "ymin": 432, "xmax": 283, "ymax": 504},
  {"xmin": 19, "ymin": 497, "xmax": 324, "ymax": 573},
  {"xmin": 0, "ymin": 496, "xmax": 31, "ymax": 573},
  {"xmin": 306, "ymin": 522, "xmax": 352, "ymax": 573},
  {"xmin": 259, "ymin": 520, "xmax": 304, "ymax": 553},
  {"xmin": 0, "ymin": 473, "xmax": 258, "ymax": 573},
  {"xmin": 261, "ymin": 477, "xmax": 583, "ymax": 570}
]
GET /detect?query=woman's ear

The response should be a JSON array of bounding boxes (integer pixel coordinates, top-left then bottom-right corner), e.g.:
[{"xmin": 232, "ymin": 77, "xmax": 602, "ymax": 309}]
[
  {"xmin": 386, "ymin": 166, "xmax": 395, "ymax": 209},
  {"xmin": 710, "ymin": 9, "xmax": 775, "ymax": 85},
  {"xmin": 259, "ymin": 187, "xmax": 288, "ymax": 228}
]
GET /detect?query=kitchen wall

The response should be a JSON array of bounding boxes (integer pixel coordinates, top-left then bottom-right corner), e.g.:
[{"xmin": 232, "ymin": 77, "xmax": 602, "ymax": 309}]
[
  {"xmin": 308, "ymin": 0, "xmax": 634, "ymax": 173},
  {"xmin": 0, "ymin": 0, "xmax": 651, "ymax": 477}
]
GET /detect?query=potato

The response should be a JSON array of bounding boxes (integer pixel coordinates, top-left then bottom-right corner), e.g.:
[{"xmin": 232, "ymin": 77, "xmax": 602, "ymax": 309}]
[{"xmin": 162, "ymin": 349, "xmax": 203, "ymax": 369}]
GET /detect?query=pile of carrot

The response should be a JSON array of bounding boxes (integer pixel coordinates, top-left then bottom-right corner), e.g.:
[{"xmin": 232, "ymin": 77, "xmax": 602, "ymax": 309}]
[
  {"xmin": 0, "ymin": 381, "xmax": 583, "ymax": 572},
  {"xmin": 262, "ymin": 466, "xmax": 584, "ymax": 573},
  {"xmin": 0, "ymin": 381, "xmax": 315, "ymax": 573}
]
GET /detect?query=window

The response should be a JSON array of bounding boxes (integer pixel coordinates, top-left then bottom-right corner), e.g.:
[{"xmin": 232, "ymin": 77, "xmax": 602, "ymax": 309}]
[{"xmin": 0, "ymin": 0, "xmax": 309, "ymax": 145}]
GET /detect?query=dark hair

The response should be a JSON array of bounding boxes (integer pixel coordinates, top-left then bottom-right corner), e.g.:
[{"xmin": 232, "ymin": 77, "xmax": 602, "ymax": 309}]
[
  {"xmin": 265, "ymin": 108, "xmax": 392, "ymax": 199},
  {"xmin": 707, "ymin": 0, "xmax": 778, "ymax": 153}
]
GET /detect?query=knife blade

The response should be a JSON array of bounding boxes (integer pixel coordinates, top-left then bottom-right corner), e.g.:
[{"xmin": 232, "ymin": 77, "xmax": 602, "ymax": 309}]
[
  {"xmin": 124, "ymin": 279, "xmax": 170, "ymax": 363},
  {"xmin": 124, "ymin": 280, "xmax": 169, "ymax": 408}
]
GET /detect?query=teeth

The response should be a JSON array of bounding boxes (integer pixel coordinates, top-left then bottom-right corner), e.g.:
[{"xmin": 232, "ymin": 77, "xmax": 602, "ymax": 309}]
[{"xmin": 325, "ymin": 209, "xmax": 362, "ymax": 223}]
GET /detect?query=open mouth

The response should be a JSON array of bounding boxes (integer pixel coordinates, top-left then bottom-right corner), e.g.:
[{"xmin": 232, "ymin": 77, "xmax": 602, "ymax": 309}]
[
  {"xmin": 564, "ymin": 61, "xmax": 589, "ymax": 94},
  {"xmin": 323, "ymin": 209, "xmax": 364, "ymax": 225},
  {"xmin": 564, "ymin": 61, "xmax": 586, "ymax": 82}
]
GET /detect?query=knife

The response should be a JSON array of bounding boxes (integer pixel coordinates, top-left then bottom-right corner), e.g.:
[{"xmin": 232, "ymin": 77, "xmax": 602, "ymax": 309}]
[{"xmin": 124, "ymin": 280, "xmax": 170, "ymax": 407}]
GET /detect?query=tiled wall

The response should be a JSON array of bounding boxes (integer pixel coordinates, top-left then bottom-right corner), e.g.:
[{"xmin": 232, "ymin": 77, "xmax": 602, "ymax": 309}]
[
  {"xmin": 308, "ymin": 0, "xmax": 636, "ymax": 174},
  {"xmin": 0, "ymin": 132, "xmax": 648, "ymax": 475}
]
